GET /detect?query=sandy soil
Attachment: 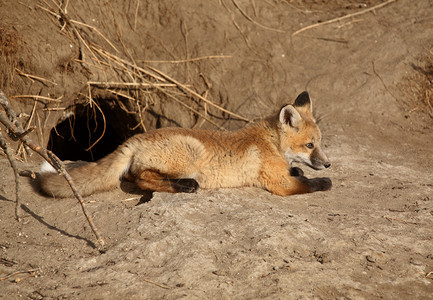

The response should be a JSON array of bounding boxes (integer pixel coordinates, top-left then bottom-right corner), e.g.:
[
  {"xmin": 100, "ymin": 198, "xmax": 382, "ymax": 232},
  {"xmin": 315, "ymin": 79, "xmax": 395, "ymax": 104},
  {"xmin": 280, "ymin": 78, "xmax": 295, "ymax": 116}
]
[{"xmin": 1, "ymin": 0, "xmax": 433, "ymax": 299}]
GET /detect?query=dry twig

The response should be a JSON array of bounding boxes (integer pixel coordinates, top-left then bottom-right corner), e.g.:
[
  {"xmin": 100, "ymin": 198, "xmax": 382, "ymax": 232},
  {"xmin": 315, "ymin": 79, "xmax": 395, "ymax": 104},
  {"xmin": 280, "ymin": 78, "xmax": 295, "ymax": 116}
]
[
  {"xmin": 0, "ymin": 268, "xmax": 39, "ymax": 281},
  {"xmin": 84, "ymin": 100, "xmax": 106, "ymax": 151},
  {"xmin": 139, "ymin": 55, "xmax": 232, "ymax": 64},
  {"xmin": 18, "ymin": 170, "xmax": 37, "ymax": 179},
  {"xmin": 292, "ymin": 0, "xmax": 398, "ymax": 36},
  {"xmin": 15, "ymin": 68, "xmax": 57, "ymax": 86},
  {"xmin": 68, "ymin": 19, "xmax": 119, "ymax": 53},
  {"xmin": 231, "ymin": 0, "xmax": 286, "ymax": 33},
  {"xmin": 147, "ymin": 66, "xmax": 251, "ymax": 122},
  {"xmin": 12, "ymin": 95, "xmax": 63, "ymax": 103},
  {"xmin": 39, "ymin": 0, "xmax": 249, "ymax": 143},
  {"xmin": 134, "ymin": 0, "xmax": 140, "ymax": 31},
  {"xmin": 0, "ymin": 91, "xmax": 105, "ymax": 249},
  {"xmin": 91, "ymin": 46, "xmax": 250, "ymax": 124},
  {"xmin": 142, "ymin": 277, "xmax": 171, "ymax": 289},
  {"xmin": 0, "ymin": 131, "xmax": 21, "ymax": 221},
  {"xmin": 372, "ymin": 61, "xmax": 399, "ymax": 101},
  {"xmin": 88, "ymin": 81, "xmax": 178, "ymax": 89}
]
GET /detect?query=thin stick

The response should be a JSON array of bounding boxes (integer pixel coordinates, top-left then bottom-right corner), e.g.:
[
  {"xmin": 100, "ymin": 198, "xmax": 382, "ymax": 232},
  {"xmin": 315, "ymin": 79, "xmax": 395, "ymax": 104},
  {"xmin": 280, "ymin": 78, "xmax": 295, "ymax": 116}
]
[
  {"xmin": 232, "ymin": 0, "xmax": 286, "ymax": 33},
  {"xmin": 0, "ymin": 131, "xmax": 21, "ymax": 221},
  {"xmin": 121, "ymin": 197, "xmax": 141, "ymax": 202},
  {"xmin": 12, "ymin": 95, "xmax": 63, "ymax": 103},
  {"xmin": 160, "ymin": 87, "xmax": 227, "ymax": 130},
  {"xmin": 134, "ymin": 0, "xmax": 140, "ymax": 31},
  {"xmin": 292, "ymin": 0, "xmax": 398, "ymax": 36},
  {"xmin": 38, "ymin": 1, "xmax": 99, "ymax": 62},
  {"xmin": 14, "ymin": 272, "xmax": 37, "ymax": 283},
  {"xmin": 424, "ymin": 89, "xmax": 433, "ymax": 118},
  {"xmin": 134, "ymin": 100, "xmax": 147, "ymax": 132},
  {"xmin": 69, "ymin": 19, "xmax": 119, "ymax": 54},
  {"xmin": 0, "ymin": 93, "xmax": 30, "ymax": 220},
  {"xmin": 42, "ymin": 107, "xmax": 66, "ymax": 111},
  {"xmin": 62, "ymin": 0, "xmax": 70, "ymax": 13},
  {"xmin": 107, "ymin": 89, "xmax": 138, "ymax": 102},
  {"xmin": 19, "ymin": 170, "xmax": 37, "ymax": 179},
  {"xmin": 198, "ymin": 90, "xmax": 210, "ymax": 128},
  {"xmin": 92, "ymin": 46, "xmax": 167, "ymax": 82},
  {"xmin": 221, "ymin": 0, "xmax": 251, "ymax": 46},
  {"xmin": 15, "ymin": 68, "xmax": 57, "ymax": 86},
  {"xmin": 1, "ymin": 92, "xmax": 32, "ymax": 157},
  {"xmin": 84, "ymin": 100, "xmax": 106, "ymax": 151},
  {"xmin": 180, "ymin": 20, "xmax": 190, "ymax": 81},
  {"xmin": 147, "ymin": 66, "xmax": 251, "ymax": 122},
  {"xmin": 142, "ymin": 277, "xmax": 171, "ymax": 289},
  {"xmin": 47, "ymin": 151, "xmax": 105, "ymax": 248},
  {"xmin": 92, "ymin": 47, "xmax": 249, "ymax": 122},
  {"xmin": 336, "ymin": 18, "xmax": 364, "ymax": 29},
  {"xmin": 0, "ymin": 91, "xmax": 105, "ymax": 249},
  {"xmin": 139, "ymin": 55, "xmax": 232, "ymax": 64},
  {"xmin": 0, "ymin": 268, "xmax": 39, "ymax": 281},
  {"xmin": 372, "ymin": 61, "xmax": 398, "ymax": 101},
  {"xmin": 88, "ymin": 81, "xmax": 178, "ymax": 89},
  {"xmin": 17, "ymin": 100, "xmax": 37, "ymax": 159},
  {"xmin": 1, "ymin": 93, "xmax": 24, "ymax": 130}
]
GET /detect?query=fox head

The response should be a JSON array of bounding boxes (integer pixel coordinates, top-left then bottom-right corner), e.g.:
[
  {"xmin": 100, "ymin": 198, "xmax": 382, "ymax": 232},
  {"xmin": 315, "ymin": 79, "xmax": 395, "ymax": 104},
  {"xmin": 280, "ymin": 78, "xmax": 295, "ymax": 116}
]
[{"xmin": 278, "ymin": 91, "xmax": 331, "ymax": 170}]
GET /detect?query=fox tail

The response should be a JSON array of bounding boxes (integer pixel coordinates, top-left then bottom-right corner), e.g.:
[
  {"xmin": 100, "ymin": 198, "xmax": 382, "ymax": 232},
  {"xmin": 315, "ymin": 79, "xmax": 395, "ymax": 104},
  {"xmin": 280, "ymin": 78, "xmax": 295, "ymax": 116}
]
[{"xmin": 39, "ymin": 146, "xmax": 133, "ymax": 198}]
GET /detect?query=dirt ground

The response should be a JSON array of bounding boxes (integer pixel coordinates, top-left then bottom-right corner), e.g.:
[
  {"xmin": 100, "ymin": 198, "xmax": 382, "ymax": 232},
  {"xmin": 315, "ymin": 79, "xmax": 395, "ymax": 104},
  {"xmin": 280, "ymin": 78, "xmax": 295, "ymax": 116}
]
[{"xmin": 1, "ymin": 0, "xmax": 433, "ymax": 299}]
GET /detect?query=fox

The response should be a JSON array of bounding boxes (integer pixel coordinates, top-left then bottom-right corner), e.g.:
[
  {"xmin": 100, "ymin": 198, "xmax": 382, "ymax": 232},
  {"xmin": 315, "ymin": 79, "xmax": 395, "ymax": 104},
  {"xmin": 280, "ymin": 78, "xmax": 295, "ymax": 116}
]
[{"xmin": 39, "ymin": 91, "xmax": 332, "ymax": 198}]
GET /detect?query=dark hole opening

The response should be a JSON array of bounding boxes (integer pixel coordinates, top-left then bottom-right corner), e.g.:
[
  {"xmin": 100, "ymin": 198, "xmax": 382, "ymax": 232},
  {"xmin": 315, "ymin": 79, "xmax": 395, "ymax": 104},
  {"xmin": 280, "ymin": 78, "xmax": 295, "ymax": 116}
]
[{"xmin": 47, "ymin": 101, "xmax": 139, "ymax": 162}]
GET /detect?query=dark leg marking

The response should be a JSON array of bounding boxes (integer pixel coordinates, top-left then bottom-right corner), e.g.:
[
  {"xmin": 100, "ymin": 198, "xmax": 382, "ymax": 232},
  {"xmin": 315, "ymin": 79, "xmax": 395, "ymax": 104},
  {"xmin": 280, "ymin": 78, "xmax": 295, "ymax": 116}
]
[{"xmin": 167, "ymin": 178, "xmax": 199, "ymax": 193}]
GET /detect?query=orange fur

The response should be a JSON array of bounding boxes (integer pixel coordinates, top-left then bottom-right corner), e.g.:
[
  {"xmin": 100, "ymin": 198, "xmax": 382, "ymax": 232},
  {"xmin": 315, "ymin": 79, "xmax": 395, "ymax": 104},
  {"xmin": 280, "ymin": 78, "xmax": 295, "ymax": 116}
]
[{"xmin": 39, "ymin": 91, "xmax": 331, "ymax": 198}]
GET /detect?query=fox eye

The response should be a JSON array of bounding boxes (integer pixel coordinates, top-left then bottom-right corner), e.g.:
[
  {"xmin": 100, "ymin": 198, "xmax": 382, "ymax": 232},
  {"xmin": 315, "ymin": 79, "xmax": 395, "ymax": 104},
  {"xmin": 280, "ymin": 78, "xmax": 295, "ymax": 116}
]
[{"xmin": 306, "ymin": 143, "xmax": 314, "ymax": 149}]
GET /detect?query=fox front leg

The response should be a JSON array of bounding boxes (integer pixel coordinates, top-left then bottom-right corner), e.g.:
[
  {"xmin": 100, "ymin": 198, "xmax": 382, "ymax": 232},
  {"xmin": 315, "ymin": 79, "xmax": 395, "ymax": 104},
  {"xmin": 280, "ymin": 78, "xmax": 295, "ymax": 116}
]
[
  {"xmin": 260, "ymin": 162, "xmax": 331, "ymax": 196},
  {"xmin": 295, "ymin": 176, "xmax": 332, "ymax": 193},
  {"xmin": 266, "ymin": 174, "xmax": 332, "ymax": 196},
  {"xmin": 288, "ymin": 167, "xmax": 331, "ymax": 192}
]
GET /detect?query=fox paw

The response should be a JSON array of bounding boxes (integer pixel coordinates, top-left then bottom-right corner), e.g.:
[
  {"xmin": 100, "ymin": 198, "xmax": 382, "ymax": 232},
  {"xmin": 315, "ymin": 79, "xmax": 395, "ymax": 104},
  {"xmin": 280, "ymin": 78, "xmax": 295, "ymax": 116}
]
[
  {"xmin": 172, "ymin": 178, "xmax": 200, "ymax": 193},
  {"xmin": 309, "ymin": 177, "xmax": 332, "ymax": 192},
  {"xmin": 289, "ymin": 167, "xmax": 304, "ymax": 177}
]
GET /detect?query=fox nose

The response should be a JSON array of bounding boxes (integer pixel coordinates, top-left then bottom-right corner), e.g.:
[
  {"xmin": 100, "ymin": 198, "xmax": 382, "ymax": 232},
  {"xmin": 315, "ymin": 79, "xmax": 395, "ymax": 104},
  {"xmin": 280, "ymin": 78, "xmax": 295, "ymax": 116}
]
[{"xmin": 324, "ymin": 162, "xmax": 331, "ymax": 168}]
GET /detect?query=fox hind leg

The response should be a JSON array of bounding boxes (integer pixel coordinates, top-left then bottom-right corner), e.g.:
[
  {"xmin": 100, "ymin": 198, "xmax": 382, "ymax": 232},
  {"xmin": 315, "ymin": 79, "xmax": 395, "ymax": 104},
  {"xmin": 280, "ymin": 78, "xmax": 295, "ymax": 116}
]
[
  {"xmin": 261, "ymin": 161, "xmax": 332, "ymax": 196},
  {"xmin": 135, "ymin": 169, "xmax": 199, "ymax": 193}
]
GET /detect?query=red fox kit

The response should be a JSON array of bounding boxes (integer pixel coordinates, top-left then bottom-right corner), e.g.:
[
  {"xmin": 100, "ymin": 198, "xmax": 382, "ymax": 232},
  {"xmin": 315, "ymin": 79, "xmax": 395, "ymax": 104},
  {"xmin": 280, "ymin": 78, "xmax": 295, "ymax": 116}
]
[{"xmin": 39, "ymin": 91, "xmax": 331, "ymax": 197}]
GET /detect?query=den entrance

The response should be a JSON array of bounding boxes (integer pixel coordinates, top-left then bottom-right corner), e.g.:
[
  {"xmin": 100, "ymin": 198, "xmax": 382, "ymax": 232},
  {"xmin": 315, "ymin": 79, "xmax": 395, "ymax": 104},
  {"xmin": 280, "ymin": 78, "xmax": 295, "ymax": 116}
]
[{"xmin": 47, "ymin": 100, "xmax": 142, "ymax": 162}]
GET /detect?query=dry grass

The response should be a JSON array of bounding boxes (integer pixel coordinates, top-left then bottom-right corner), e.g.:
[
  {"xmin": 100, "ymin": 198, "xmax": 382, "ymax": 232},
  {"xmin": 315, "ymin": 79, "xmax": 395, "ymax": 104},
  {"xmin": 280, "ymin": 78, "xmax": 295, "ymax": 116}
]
[
  {"xmin": 402, "ymin": 50, "xmax": 433, "ymax": 119},
  {"xmin": 35, "ymin": 0, "xmax": 249, "ymax": 142},
  {"xmin": 0, "ymin": 26, "xmax": 22, "ymax": 95},
  {"xmin": 0, "ymin": 0, "xmax": 251, "ymax": 161}
]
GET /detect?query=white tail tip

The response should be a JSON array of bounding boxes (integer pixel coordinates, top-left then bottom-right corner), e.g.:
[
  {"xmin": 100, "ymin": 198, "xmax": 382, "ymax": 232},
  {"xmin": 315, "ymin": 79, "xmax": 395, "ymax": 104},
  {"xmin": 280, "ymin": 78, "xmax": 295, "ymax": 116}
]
[{"xmin": 40, "ymin": 161, "xmax": 56, "ymax": 173}]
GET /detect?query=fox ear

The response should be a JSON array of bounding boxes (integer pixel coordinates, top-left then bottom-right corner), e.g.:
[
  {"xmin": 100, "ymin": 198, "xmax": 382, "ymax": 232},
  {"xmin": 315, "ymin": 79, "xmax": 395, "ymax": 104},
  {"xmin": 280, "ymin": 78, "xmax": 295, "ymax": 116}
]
[
  {"xmin": 293, "ymin": 91, "xmax": 312, "ymax": 112},
  {"xmin": 279, "ymin": 105, "xmax": 302, "ymax": 129}
]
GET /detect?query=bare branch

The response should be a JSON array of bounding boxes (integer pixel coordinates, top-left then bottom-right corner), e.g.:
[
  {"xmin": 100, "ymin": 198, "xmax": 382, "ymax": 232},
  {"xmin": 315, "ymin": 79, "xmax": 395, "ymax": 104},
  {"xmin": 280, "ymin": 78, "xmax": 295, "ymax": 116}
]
[
  {"xmin": 0, "ymin": 131, "xmax": 21, "ymax": 221},
  {"xmin": 0, "ymin": 91, "xmax": 105, "ymax": 250}
]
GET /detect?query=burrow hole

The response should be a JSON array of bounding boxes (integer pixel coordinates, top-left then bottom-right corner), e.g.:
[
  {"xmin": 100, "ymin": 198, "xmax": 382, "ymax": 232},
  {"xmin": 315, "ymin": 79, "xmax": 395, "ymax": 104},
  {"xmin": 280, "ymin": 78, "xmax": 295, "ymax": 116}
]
[{"xmin": 47, "ymin": 100, "xmax": 142, "ymax": 162}]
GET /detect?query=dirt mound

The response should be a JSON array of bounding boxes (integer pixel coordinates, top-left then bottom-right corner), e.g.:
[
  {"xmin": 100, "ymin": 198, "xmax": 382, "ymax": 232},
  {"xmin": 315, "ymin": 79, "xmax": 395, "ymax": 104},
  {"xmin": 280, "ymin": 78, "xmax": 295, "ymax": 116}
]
[{"xmin": 1, "ymin": 0, "xmax": 433, "ymax": 298}]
